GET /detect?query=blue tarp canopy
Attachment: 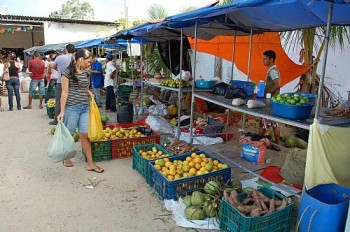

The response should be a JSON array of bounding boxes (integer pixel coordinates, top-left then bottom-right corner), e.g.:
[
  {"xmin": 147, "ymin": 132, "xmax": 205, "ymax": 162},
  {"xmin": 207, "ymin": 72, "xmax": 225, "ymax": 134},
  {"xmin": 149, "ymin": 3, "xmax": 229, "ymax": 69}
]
[
  {"xmin": 184, "ymin": 0, "xmax": 350, "ymax": 32},
  {"xmin": 75, "ymin": 37, "xmax": 127, "ymax": 49}
]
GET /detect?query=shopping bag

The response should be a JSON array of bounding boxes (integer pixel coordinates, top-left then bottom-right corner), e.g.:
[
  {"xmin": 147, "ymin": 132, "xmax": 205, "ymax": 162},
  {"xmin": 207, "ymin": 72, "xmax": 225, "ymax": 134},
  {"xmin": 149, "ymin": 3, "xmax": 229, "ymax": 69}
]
[
  {"xmin": 47, "ymin": 122, "xmax": 76, "ymax": 163},
  {"xmin": 88, "ymin": 98, "xmax": 104, "ymax": 142}
]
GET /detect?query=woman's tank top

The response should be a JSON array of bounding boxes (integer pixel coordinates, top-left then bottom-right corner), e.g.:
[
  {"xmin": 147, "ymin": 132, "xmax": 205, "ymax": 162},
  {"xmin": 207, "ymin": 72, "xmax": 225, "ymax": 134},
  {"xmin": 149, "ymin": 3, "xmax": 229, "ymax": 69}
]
[{"xmin": 8, "ymin": 61, "xmax": 19, "ymax": 77}]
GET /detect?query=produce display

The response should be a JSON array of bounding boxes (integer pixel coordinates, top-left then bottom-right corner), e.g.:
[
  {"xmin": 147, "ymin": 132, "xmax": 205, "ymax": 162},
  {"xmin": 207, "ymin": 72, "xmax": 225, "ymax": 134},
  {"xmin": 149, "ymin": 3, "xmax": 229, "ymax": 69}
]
[
  {"xmin": 101, "ymin": 126, "xmax": 148, "ymax": 141},
  {"xmin": 325, "ymin": 103, "xmax": 350, "ymax": 117},
  {"xmin": 164, "ymin": 138, "xmax": 199, "ymax": 154},
  {"xmin": 271, "ymin": 93, "xmax": 310, "ymax": 105},
  {"xmin": 160, "ymin": 79, "xmax": 191, "ymax": 88},
  {"xmin": 47, "ymin": 99, "xmax": 55, "ymax": 108},
  {"xmin": 137, "ymin": 145, "xmax": 171, "ymax": 160},
  {"xmin": 153, "ymin": 152, "xmax": 229, "ymax": 181},
  {"xmin": 119, "ymin": 70, "xmax": 141, "ymax": 78},
  {"xmin": 184, "ymin": 180, "xmax": 243, "ymax": 220},
  {"xmin": 224, "ymin": 187, "xmax": 291, "ymax": 217}
]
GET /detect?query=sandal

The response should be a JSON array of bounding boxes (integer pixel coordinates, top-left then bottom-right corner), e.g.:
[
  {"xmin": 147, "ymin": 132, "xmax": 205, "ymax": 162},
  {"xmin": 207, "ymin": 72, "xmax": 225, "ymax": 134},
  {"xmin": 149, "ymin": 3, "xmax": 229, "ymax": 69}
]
[
  {"xmin": 23, "ymin": 106, "xmax": 32, "ymax": 109},
  {"xmin": 63, "ymin": 160, "xmax": 74, "ymax": 167},
  {"xmin": 87, "ymin": 166, "xmax": 104, "ymax": 173},
  {"xmin": 269, "ymin": 145, "xmax": 281, "ymax": 151}
]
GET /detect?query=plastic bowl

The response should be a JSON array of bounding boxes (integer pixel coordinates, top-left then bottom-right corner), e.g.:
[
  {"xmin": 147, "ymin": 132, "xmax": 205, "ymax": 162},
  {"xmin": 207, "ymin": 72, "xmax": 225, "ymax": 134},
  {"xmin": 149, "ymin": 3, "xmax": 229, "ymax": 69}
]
[{"xmin": 195, "ymin": 80, "xmax": 217, "ymax": 89}]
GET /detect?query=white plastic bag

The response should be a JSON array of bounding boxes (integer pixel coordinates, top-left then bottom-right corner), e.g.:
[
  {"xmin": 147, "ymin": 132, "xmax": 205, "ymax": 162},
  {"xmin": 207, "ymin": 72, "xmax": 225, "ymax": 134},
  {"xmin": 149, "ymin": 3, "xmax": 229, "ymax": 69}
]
[
  {"xmin": 145, "ymin": 115, "xmax": 174, "ymax": 134},
  {"xmin": 247, "ymin": 100, "xmax": 266, "ymax": 109},
  {"xmin": 148, "ymin": 104, "xmax": 168, "ymax": 116},
  {"xmin": 48, "ymin": 122, "xmax": 76, "ymax": 163},
  {"xmin": 232, "ymin": 98, "xmax": 246, "ymax": 106}
]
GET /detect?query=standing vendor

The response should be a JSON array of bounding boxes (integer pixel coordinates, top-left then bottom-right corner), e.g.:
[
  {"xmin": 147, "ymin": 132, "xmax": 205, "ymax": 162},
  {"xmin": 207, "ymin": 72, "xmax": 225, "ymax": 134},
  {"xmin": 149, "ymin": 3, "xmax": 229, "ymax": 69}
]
[{"xmin": 259, "ymin": 50, "xmax": 281, "ymax": 151}]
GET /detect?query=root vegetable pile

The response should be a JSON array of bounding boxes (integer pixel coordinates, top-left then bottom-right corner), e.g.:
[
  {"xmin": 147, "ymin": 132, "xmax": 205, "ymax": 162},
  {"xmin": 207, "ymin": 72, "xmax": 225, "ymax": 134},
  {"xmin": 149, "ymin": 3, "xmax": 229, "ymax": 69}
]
[
  {"xmin": 165, "ymin": 138, "xmax": 199, "ymax": 154},
  {"xmin": 325, "ymin": 107, "xmax": 350, "ymax": 117},
  {"xmin": 224, "ymin": 188, "xmax": 291, "ymax": 217}
]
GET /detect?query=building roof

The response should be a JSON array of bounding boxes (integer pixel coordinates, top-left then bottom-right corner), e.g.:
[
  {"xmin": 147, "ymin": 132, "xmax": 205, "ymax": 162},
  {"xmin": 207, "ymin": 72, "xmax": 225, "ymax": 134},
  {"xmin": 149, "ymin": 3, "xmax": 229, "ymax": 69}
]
[{"xmin": 0, "ymin": 14, "xmax": 117, "ymax": 26}]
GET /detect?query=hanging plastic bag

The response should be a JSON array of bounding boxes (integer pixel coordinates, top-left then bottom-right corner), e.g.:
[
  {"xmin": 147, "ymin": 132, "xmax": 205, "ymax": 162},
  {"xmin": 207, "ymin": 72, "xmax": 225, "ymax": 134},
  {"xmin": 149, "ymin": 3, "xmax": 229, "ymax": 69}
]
[
  {"xmin": 47, "ymin": 122, "xmax": 76, "ymax": 163},
  {"xmin": 88, "ymin": 98, "xmax": 104, "ymax": 142}
]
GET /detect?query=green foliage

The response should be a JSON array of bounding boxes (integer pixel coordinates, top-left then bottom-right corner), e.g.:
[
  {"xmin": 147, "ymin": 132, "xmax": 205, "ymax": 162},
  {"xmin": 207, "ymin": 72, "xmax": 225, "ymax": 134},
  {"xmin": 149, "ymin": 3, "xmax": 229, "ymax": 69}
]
[
  {"xmin": 220, "ymin": 0, "xmax": 235, "ymax": 5},
  {"xmin": 178, "ymin": 6, "xmax": 197, "ymax": 13},
  {"xmin": 147, "ymin": 4, "xmax": 168, "ymax": 20},
  {"xmin": 133, "ymin": 19, "xmax": 147, "ymax": 27},
  {"xmin": 49, "ymin": 0, "xmax": 94, "ymax": 20},
  {"xmin": 144, "ymin": 44, "xmax": 170, "ymax": 76}
]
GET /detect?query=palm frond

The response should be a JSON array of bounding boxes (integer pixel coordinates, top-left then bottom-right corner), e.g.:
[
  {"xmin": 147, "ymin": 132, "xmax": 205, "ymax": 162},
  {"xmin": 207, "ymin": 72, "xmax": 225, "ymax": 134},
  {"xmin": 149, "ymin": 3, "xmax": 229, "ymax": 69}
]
[{"xmin": 147, "ymin": 4, "xmax": 168, "ymax": 20}]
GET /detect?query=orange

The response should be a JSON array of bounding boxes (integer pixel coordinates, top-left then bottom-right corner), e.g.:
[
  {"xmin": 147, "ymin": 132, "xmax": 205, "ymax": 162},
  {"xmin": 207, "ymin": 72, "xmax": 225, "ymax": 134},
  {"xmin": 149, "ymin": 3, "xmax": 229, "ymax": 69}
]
[
  {"xmin": 195, "ymin": 163, "xmax": 201, "ymax": 170},
  {"xmin": 165, "ymin": 161, "xmax": 172, "ymax": 168},
  {"xmin": 190, "ymin": 153, "xmax": 197, "ymax": 158},
  {"xmin": 189, "ymin": 168, "xmax": 197, "ymax": 175},
  {"xmin": 169, "ymin": 169, "xmax": 176, "ymax": 176},
  {"xmin": 154, "ymin": 164, "xmax": 161, "ymax": 171},
  {"xmin": 193, "ymin": 157, "xmax": 202, "ymax": 164},
  {"xmin": 199, "ymin": 153, "xmax": 206, "ymax": 159},
  {"xmin": 213, "ymin": 160, "xmax": 219, "ymax": 166},
  {"xmin": 167, "ymin": 175, "xmax": 174, "ymax": 181},
  {"xmin": 182, "ymin": 164, "xmax": 190, "ymax": 172},
  {"xmin": 163, "ymin": 157, "xmax": 170, "ymax": 163},
  {"xmin": 185, "ymin": 157, "xmax": 192, "ymax": 162},
  {"xmin": 189, "ymin": 161, "xmax": 195, "ymax": 168},
  {"xmin": 201, "ymin": 162, "xmax": 206, "ymax": 167},
  {"xmin": 161, "ymin": 166, "xmax": 168, "ymax": 172}
]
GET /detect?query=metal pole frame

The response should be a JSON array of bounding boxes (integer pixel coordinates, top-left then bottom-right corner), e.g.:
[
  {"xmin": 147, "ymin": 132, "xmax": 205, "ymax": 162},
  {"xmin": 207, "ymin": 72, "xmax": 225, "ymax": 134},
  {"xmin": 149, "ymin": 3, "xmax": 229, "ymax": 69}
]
[
  {"xmin": 230, "ymin": 31, "xmax": 237, "ymax": 81},
  {"xmin": 189, "ymin": 21, "xmax": 198, "ymax": 143},
  {"xmin": 139, "ymin": 40, "xmax": 144, "ymax": 118},
  {"xmin": 241, "ymin": 28, "xmax": 254, "ymax": 133},
  {"xmin": 315, "ymin": 3, "xmax": 333, "ymax": 119},
  {"xmin": 176, "ymin": 30, "xmax": 184, "ymax": 138},
  {"xmin": 168, "ymin": 40, "xmax": 172, "ymax": 76}
]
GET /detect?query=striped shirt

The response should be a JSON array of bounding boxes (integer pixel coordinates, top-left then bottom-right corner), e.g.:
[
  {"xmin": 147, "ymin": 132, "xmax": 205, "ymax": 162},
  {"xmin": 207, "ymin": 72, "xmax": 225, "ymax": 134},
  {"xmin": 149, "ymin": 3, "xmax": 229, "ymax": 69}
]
[{"xmin": 62, "ymin": 68, "xmax": 90, "ymax": 106}]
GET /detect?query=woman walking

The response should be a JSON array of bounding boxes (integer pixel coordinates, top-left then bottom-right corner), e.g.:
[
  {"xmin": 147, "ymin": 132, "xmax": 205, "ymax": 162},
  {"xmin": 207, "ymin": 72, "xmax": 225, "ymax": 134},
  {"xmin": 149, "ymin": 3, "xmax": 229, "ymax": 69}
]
[
  {"xmin": 57, "ymin": 49, "xmax": 104, "ymax": 173},
  {"xmin": 4, "ymin": 53, "xmax": 21, "ymax": 111}
]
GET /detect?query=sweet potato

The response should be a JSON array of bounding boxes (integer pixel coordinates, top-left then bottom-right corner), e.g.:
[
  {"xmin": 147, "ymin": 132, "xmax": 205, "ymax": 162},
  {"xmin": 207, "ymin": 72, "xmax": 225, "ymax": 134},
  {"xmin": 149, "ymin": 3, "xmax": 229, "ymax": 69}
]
[
  {"xmin": 260, "ymin": 200, "xmax": 268, "ymax": 211},
  {"xmin": 237, "ymin": 205, "xmax": 256, "ymax": 215},
  {"xmin": 223, "ymin": 190, "xmax": 228, "ymax": 201},
  {"xmin": 265, "ymin": 198, "xmax": 275, "ymax": 216},
  {"xmin": 250, "ymin": 208, "xmax": 261, "ymax": 217},
  {"xmin": 276, "ymin": 199, "xmax": 287, "ymax": 211},
  {"xmin": 228, "ymin": 196, "xmax": 238, "ymax": 207},
  {"xmin": 241, "ymin": 198, "xmax": 253, "ymax": 205}
]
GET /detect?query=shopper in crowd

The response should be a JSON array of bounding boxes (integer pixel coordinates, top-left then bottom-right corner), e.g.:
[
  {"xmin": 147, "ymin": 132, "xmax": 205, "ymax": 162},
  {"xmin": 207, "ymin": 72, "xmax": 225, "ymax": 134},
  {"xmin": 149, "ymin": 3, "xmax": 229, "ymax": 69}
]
[
  {"xmin": 49, "ymin": 43, "xmax": 75, "ymax": 125},
  {"xmin": 4, "ymin": 52, "xmax": 21, "ymax": 111},
  {"xmin": 23, "ymin": 51, "xmax": 45, "ymax": 109},
  {"xmin": 57, "ymin": 48, "xmax": 104, "ymax": 173},
  {"xmin": 104, "ymin": 54, "xmax": 116, "ymax": 112},
  {"xmin": 89, "ymin": 54, "xmax": 104, "ymax": 107},
  {"xmin": 45, "ymin": 53, "xmax": 58, "ymax": 103},
  {"xmin": 259, "ymin": 50, "xmax": 281, "ymax": 151}
]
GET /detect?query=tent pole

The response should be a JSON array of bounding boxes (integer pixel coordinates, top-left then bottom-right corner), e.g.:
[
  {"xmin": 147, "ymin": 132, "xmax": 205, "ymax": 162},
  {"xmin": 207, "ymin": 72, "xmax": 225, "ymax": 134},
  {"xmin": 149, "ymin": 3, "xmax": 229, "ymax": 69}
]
[
  {"xmin": 241, "ymin": 28, "xmax": 253, "ymax": 134},
  {"xmin": 140, "ymin": 40, "xmax": 144, "ymax": 118},
  {"xmin": 190, "ymin": 21, "xmax": 198, "ymax": 144},
  {"xmin": 177, "ymin": 30, "xmax": 184, "ymax": 138},
  {"xmin": 315, "ymin": 3, "xmax": 333, "ymax": 119},
  {"xmin": 230, "ymin": 30, "xmax": 237, "ymax": 81},
  {"xmin": 168, "ymin": 40, "xmax": 172, "ymax": 76},
  {"xmin": 247, "ymin": 28, "xmax": 253, "ymax": 81}
]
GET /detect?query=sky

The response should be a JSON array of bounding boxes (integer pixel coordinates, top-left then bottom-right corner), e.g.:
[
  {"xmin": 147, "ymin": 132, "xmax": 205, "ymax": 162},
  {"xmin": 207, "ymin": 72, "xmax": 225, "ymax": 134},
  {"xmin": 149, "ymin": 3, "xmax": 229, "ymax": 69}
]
[{"xmin": 0, "ymin": 0, "xmax": 217, "ymax": 22}]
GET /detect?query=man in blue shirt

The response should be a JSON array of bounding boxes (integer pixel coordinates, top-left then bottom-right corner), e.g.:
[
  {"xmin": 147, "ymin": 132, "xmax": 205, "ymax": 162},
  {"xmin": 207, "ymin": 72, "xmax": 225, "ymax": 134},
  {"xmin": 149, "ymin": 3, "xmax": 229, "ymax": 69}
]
[{"xmin": 89, "ymin": 55, "xmax": 104, "ymax": 107}]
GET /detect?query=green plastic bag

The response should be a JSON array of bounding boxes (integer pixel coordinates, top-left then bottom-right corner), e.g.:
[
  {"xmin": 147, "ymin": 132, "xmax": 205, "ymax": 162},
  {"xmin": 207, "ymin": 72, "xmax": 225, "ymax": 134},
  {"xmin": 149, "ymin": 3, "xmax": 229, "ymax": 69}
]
[{"xmin": 48, "ymin": 122, "xmax": 76, "ymax": 163}]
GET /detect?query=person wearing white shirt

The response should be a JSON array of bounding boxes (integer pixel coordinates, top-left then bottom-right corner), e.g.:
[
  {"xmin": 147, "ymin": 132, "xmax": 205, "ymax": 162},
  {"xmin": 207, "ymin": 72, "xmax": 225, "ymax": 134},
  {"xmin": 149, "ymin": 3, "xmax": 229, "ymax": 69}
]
[{"xmin": 104, "ymin": 54, "xmax": 117, "ymax": 112}]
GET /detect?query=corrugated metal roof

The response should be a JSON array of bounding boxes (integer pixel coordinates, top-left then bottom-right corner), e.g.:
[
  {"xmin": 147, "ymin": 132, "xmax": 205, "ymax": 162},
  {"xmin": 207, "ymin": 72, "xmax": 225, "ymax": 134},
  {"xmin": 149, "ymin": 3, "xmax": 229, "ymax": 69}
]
[{"xmin": 0, "ymin": 14, "xmax": 117, "ymax": 26}]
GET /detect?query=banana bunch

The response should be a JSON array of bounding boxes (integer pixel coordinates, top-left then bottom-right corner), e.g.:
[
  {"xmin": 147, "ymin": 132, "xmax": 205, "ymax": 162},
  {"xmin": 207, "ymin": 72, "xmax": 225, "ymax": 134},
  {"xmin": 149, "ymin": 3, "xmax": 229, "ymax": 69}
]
[{"xmin": 47, "ymin": 99, "xmax": 56, "ymax": 108}]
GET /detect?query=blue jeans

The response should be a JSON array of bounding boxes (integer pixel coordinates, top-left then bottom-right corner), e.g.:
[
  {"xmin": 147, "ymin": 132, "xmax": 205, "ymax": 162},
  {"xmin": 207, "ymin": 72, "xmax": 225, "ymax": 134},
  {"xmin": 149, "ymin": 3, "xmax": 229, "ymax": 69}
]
[
  {"xmin": 63, "ymin": 105, "xmax": 89, "ymax": 135},
  {"xmin": 6, "ymin": 77, "xmax": 21, "ymax": 110},
  {"xmin": 93, "ymin": 87, "xmax": 102, "ymax": 104},
  {"xmin": 29, "ymin": 79, "xmax": 45, "ymax": 96}
]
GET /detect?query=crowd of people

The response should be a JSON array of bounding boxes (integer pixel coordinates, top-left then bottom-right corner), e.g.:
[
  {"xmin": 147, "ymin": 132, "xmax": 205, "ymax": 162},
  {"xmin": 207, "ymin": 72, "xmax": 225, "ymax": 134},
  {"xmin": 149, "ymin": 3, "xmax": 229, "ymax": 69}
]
[{"xmin": 0, "ymin": 44, "xmax": 126, "ymax": 173}]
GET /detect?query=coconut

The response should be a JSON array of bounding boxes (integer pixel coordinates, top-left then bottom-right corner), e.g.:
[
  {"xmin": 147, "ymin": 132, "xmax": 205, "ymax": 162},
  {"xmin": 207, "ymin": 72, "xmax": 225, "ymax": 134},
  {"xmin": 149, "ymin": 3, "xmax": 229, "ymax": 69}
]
[
  {"xmin": 191, "ymin": 191, "xmax": 205, "ymax": 206},
  {"xmin": 203, "ymin": 202, "xmax": 218, "ymax": 218},
  {"xmin": 204, "ymin": 181, "xmax": 219, "ymax": 195},
  {"xmin": 230, "ymin": 179, "xmax": 243, "ymax": 192},
  {"xmin": 183, "ymin": 195, "xmax": 192, "ymax": 208},
  {"xmin": 295, "ymin": 138, "xmax": 308, "ymax": 149},
  {"xmin": 185, "ymin": 206, "xmax": 205, "ymax": 220},
  {"xmin": 285, "ymin": 138, "xmax": 296, "ymax": 148}
]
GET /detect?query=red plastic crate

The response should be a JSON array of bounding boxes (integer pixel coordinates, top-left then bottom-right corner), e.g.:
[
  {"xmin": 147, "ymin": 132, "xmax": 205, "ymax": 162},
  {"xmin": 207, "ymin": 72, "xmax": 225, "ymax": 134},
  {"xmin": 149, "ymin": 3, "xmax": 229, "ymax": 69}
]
[{"xmin": 104, "ymin": 122, "xmax": 160, "ymax": 159}]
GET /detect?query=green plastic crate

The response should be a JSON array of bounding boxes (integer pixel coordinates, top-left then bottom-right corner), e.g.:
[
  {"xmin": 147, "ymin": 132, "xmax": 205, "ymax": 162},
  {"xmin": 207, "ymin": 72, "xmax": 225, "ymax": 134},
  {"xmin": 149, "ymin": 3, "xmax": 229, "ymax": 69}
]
[
  {"xmin": 84, "ymin": 140, "xmax": 111, "ymax": 162},
  {"xmin": 132, "ymin": 143, "xmax": 173, "ymax": 185},
  {"xmin": 34, "ymin": 88, "xmax": 40, "ymax": 99},
  {"xmin": 46, "ymin": 106, "xmax": 55, "ymax": 119},
  {"xmin": 219, "ymin": 187, "xmax": 293, "ymax": 232}
]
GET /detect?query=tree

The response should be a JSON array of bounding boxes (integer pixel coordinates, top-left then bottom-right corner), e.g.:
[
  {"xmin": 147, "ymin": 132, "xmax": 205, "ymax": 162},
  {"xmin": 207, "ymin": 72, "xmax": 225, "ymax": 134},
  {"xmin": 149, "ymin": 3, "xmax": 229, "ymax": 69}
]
[
  {"xmin": 49, "ymin": 0, "xmax": 94, "ymax": 20},
  {"xmin": 147, "ymin": 4, "xmax": 168, "ymax": 20}
]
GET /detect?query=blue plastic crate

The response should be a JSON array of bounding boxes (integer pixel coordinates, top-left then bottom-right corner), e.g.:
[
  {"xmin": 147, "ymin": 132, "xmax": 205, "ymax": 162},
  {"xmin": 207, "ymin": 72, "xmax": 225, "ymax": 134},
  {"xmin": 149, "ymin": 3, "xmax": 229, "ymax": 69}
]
[
  {"xmin": 271, "ymin": 101, "xmax": 313, "ymax": 120},
  {"xmin": 149, "ymin": 151, "xmax": 231, "ymax": 200},
  {"xmin": 132, "ymin": 143, "xmax": 173, "ymax": 185},
  {"xmin": 230, "ymin": 80, "xmax": 255, "ymax": 96},
  {"xmin": 195, "ymin": 80, "xmax": 217, "ymax": 89},
  {"xmin": 220, "ymin": 187, "xmax": 293, "ymax": 232}
]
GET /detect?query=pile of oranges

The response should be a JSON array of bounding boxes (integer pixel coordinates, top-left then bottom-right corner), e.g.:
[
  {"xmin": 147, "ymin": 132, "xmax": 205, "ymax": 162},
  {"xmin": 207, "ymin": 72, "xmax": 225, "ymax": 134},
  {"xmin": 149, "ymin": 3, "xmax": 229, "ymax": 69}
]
[
  {"xmin": 101, "ymin": 127, "xmax": 146, "ymax": 141},
  {"xmin": 138, "ymin": 146, "xmax": 171, "ymax": 160},
  {"xmin": 153, "ymin": 152, "xmax": 229, "ymax": 181}
]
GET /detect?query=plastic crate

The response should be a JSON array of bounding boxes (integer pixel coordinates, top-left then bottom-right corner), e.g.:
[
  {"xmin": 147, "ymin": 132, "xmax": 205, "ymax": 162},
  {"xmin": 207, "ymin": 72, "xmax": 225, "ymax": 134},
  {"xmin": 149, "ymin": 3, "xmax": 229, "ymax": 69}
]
[
  {"xmin": 230, "ymin": 80, "xmax": 255, "ymax": 96},
  {"xmin": 117, "ymin": 85, "xmax": 133, "ymax": 102},
  {"xmin": 34, "ymin": 88, "xmax": 40, "ymax": 99},
  {"xmin": 132, "ymin": 143, "xmax": 173, "ymax": 185},
  {"xmin": 105, "ymin": 123, "xmax": 160, "ymax": 159},
  {"xmin": 219, "ymin": 187, "xmax": 293, "ymax": 232},
  {"xmin": 46, "ymin": 106, "xmax": 55, "ymax": 119},
  {"xmin": 88, "ymin": 140, "xmax": 112, "ymax": 162},
  {"xmin": 149, "ymin": 151, "xmax": 231, "ymax": 200},
  {"xmin": 195, "ymin": 80, "xmax": 217, "ymax": 89},
  {"xmin": 271, "ymin": 101, "xmax": 313, "ymax": 120}
]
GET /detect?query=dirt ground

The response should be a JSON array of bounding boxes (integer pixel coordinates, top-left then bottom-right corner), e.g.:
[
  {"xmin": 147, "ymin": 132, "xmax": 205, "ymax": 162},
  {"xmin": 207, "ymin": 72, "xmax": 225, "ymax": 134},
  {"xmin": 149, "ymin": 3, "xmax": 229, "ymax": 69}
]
[{"xmin": 0, "ymin": 93, "xmax": 291, "ymax": 232}]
